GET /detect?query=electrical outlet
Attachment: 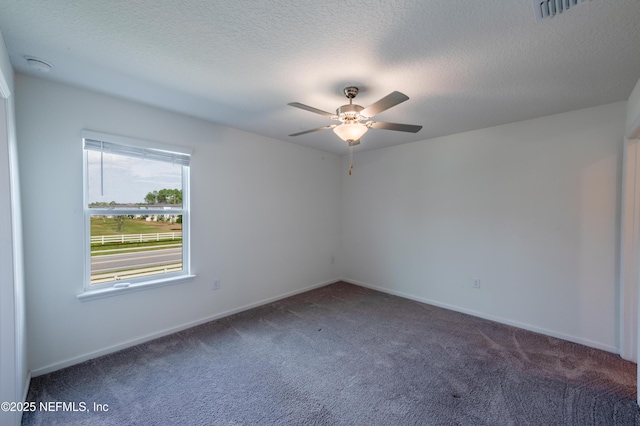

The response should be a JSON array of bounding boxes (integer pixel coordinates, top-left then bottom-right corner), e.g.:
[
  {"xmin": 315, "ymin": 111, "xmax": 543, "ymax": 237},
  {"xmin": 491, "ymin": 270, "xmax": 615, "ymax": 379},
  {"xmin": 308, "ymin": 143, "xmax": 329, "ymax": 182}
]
[
  {"xmin": 473, "ymin": 278, "xmax": 481, "ymax": 289},
  {"xmin": 213, "ymin": 279, "xmax": 221, "ymax": 290}
]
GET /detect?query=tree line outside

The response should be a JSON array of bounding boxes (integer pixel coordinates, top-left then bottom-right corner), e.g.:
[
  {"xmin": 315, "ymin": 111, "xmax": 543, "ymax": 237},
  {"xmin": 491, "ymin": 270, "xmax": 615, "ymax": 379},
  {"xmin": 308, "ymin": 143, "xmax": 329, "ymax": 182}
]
[
  {"xmin": 144, "ymin": 188, "xmax": 182, "ymax": 205},
  {"xmin": 90, "ymin": 188, "xmax": 182, "ymax": 208}
]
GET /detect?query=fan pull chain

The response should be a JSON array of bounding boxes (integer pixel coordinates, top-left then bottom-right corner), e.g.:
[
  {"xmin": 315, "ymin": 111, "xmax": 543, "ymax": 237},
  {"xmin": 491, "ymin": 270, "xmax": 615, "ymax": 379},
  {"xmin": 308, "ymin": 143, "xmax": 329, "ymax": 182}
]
[{"xmin": 348, "ymin": 143, "xmax": 354, "ymax": 175}]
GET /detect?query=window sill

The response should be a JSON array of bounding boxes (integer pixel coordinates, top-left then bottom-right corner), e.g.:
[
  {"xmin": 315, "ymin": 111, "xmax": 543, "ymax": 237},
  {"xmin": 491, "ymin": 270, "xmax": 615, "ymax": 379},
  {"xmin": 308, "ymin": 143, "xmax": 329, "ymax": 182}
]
[{"xmin": 77, "ymin": 274, "xmax": 196, "ymax": 302}]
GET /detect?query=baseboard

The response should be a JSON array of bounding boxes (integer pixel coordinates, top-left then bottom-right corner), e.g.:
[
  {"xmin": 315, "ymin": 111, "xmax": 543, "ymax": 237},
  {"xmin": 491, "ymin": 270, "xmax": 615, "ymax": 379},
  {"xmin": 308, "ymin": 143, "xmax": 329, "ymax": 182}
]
[
  {"xmin": 31, "ymin": 278, "xmax": 340, "ymax": 377},
  {"xmin": 341, "ymin": 278, "xmax": 619, "ymax": 354}
]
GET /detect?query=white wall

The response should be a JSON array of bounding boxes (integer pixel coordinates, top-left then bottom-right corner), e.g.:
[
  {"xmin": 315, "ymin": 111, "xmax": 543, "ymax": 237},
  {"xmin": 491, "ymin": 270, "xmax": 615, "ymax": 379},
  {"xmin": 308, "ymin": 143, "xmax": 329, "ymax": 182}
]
[
  {"xmin": 15, "ymin": 74, "xmax": 342, "ymax": 375},
  {"xmin": 341, "ymin": 102, "xmax": 625, "ymax": 352},
  {"xmin": 0, "ymin": 31, "xmax": 27, "ymax": 426}
]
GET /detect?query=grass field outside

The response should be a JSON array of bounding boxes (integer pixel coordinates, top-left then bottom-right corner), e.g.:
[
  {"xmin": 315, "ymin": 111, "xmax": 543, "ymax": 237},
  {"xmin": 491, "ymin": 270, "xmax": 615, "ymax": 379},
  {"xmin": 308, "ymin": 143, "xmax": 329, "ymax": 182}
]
[{"xmin": 90, "ymin": 216, "xmax": 182, "ymax": 254}]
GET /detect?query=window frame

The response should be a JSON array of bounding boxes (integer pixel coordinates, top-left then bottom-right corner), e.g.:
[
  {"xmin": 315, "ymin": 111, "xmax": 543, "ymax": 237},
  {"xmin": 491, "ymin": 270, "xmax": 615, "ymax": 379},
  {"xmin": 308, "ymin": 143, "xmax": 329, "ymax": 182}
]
[{"xmin": 79, "ymin": 130, "xmax": 194, "ymax": 301}]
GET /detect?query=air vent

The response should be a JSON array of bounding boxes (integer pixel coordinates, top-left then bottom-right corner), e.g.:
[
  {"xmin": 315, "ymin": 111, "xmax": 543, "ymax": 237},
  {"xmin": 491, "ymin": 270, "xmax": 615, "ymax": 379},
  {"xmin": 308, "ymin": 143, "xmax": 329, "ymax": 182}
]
[{"xmin": 532, "ymin": 0, "xmax": 589, "ymax": 21}]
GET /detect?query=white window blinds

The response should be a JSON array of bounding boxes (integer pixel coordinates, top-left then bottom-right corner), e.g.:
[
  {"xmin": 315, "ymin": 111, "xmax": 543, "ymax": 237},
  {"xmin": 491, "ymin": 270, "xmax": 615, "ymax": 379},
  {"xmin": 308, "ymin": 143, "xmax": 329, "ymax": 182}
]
[{"xmin": 83, "ymin": 138, "xmax": 190, "ymax": 166}]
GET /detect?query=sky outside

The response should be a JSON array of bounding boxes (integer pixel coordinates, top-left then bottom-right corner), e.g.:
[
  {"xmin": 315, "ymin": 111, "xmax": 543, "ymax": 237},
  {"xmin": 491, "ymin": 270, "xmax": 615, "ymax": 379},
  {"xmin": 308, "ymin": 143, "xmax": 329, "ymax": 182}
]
[{"xmin": 87, "ymin": 151, "xmax": 182, "ymax": 205}]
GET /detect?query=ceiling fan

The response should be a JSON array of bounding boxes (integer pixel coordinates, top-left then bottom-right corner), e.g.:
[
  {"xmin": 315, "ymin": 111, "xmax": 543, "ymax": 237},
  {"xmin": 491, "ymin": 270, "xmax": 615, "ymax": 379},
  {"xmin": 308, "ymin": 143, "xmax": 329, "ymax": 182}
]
[{"xmin": 288, "ymin": 86, "xmax": 422, "ymax": 147}]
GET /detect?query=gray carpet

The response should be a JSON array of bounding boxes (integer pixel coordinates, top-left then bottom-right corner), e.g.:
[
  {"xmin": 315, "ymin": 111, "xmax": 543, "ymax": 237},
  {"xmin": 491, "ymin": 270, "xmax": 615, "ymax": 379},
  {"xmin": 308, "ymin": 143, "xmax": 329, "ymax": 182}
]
[{"xmin": 22, "ymin": 282, "xmax": 640, "ymax": 425}]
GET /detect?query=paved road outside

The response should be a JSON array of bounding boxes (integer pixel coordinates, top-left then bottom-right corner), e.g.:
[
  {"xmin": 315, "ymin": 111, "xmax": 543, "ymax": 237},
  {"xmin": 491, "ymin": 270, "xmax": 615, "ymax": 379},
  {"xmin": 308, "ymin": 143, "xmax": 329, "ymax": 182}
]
[{"xmin": 91, "ymin": 247, "xmax": 182, "ymax": 273}]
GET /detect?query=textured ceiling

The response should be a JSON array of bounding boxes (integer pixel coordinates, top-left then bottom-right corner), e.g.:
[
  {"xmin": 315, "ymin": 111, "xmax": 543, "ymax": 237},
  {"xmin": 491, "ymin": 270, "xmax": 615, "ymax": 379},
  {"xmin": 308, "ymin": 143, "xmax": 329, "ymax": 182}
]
[{"xmin": 1, "ymin": 0, "xmax": 639, "ymax": 154}]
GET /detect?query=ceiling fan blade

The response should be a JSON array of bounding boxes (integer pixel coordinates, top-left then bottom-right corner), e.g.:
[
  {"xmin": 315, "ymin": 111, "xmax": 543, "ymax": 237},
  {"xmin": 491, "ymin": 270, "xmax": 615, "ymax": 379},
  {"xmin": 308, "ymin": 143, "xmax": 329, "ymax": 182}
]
[
  {"xmin": 289, "ymin": 125, "xmax": 337, "ymax": 137},
  {"xmin": 360, "ymin": 91, "xmax": 409, "ymax": 117},
  {"xmin": 288, "ymin": 102, "xmax": 336, "ymax": 118},
  {"xmin": 368, "ymin": 121, "xmax": 423, "ymax": 133}
]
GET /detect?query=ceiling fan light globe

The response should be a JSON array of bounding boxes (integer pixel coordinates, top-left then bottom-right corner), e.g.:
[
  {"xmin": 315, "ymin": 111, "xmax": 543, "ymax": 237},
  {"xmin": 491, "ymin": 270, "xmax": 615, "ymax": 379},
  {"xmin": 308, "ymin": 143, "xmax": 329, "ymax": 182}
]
[{"xmin": 333, "ymin": 122, "xmax": 368, "ymax": 142}]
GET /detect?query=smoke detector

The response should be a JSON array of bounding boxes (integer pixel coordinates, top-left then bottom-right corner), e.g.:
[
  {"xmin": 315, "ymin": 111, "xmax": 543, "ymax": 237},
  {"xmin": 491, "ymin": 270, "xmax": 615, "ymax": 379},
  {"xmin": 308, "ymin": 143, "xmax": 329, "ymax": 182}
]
[{"xmin": 24, "ymin": 56, "xmax": 53, "ymax": 73}]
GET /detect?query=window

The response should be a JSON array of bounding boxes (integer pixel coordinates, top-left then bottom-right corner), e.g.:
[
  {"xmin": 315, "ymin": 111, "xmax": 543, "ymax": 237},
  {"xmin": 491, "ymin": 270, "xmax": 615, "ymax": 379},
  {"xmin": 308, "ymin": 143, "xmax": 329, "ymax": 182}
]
[{"xmin": 81, "ymin": 130, "xmax": 192, "ymax": 297}]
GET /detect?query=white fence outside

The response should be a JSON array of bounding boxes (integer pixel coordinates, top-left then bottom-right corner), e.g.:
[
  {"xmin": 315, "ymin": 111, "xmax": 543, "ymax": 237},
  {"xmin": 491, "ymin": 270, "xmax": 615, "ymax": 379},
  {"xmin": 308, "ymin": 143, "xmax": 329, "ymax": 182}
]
[{"xmin": 91, "ymin": 232, "xmax": 182, "ymax": 245}]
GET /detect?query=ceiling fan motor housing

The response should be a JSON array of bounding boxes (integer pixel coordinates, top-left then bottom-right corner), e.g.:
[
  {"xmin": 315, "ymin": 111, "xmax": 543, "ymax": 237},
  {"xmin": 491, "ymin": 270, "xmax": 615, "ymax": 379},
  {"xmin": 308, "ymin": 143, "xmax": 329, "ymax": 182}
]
[{"xmin": 337, "ymin": 104, "xmax": 365, "ymax": 122}]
